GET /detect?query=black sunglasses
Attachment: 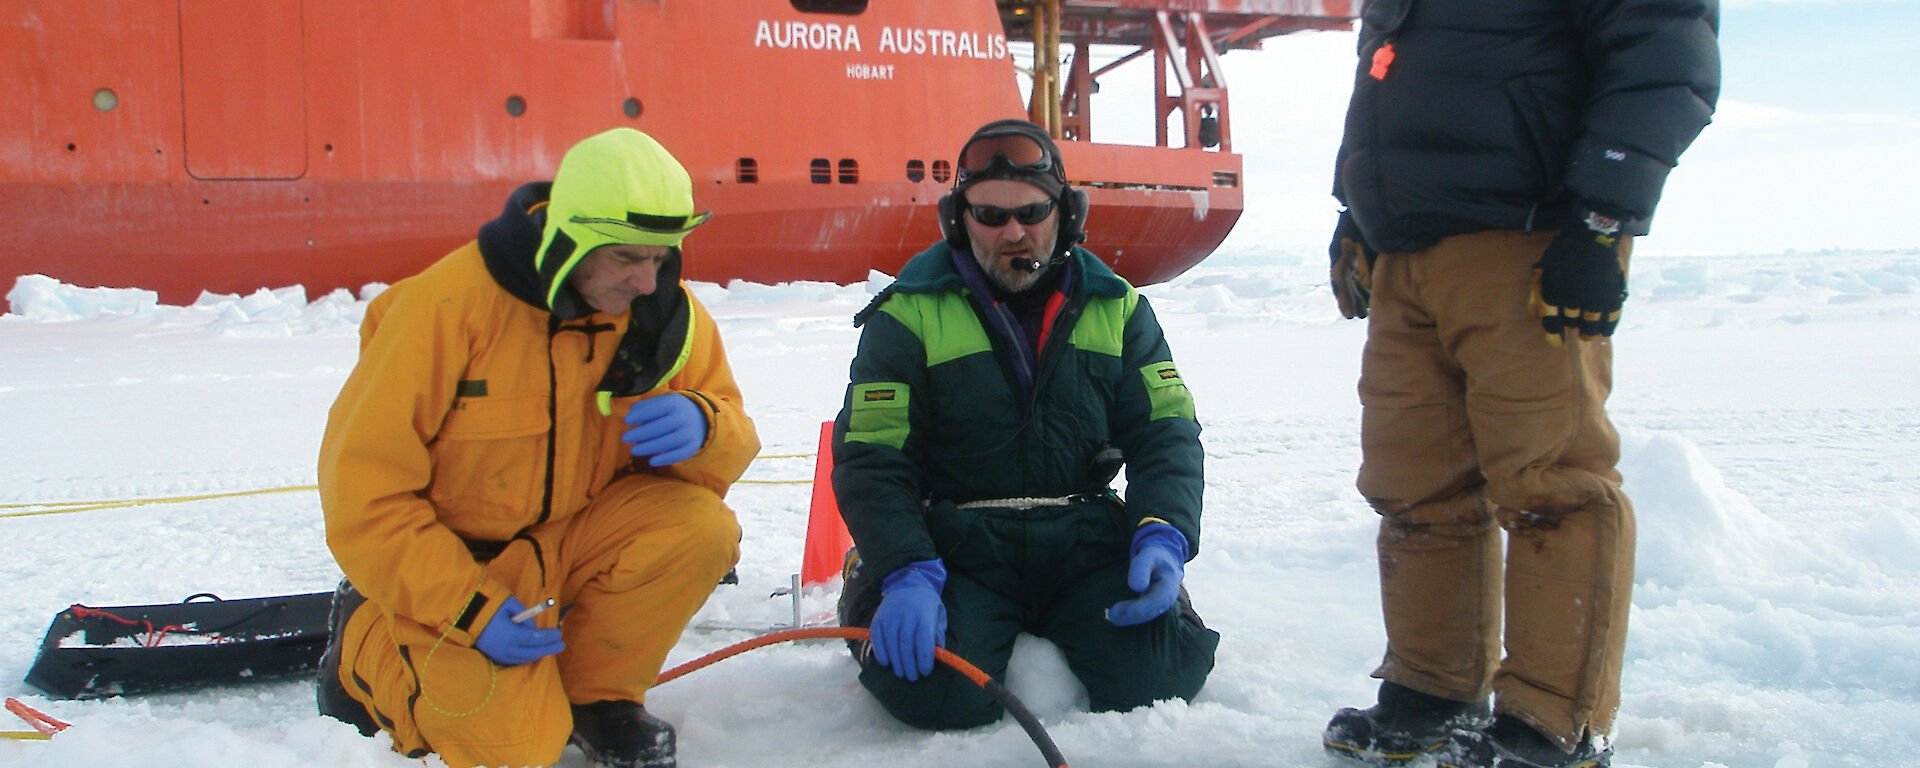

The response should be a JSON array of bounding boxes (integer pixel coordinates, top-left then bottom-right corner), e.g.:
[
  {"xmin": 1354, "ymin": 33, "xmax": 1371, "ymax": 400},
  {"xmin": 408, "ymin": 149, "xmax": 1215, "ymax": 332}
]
[{"xmin": 968, "ymin": 200, "xmax": 1055, "ymax": 227}]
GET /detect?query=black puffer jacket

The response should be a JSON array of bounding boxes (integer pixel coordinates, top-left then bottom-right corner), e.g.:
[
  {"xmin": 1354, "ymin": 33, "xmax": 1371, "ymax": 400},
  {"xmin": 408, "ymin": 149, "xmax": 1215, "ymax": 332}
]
[{"xmin": 1334, "ymin": 0, "xmax": 1720, "ymax": 254}]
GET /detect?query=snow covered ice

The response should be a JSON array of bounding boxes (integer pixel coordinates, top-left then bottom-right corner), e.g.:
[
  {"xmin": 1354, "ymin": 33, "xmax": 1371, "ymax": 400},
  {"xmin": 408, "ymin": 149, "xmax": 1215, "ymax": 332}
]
[{"xmin": 3, "ymin": 247, "xmax": 1917, "ymax": 768}]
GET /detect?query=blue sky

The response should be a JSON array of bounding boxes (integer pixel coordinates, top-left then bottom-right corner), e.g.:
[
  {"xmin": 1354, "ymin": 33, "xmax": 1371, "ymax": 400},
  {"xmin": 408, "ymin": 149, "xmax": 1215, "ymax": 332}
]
[
  {"xmin": 1656, "ymin": 0, "xmax": 1920, "ymax": 253},
  {"xmin": 1722, "ymin": 0, "xmax": 1916, "ymax": 119}
]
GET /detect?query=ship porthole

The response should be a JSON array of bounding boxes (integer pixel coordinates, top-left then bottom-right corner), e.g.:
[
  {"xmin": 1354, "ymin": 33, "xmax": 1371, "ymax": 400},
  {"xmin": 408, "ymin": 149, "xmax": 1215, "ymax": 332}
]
[
  {"xmin": 505, "ymin": 95, "xmax": 527, "ymax": 117},
  {"xmin": 623, "ymin": 98, "xmax": 642, "ymax": 119},
  {"xmin": 92, "ymin": 88, "xmax": 118, "ymax": 112}
]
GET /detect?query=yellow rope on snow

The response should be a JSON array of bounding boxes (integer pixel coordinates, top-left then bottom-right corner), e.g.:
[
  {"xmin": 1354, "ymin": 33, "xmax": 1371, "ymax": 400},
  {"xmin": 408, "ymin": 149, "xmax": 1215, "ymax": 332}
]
[
  {"xmin": 737, "ymin": 451, "xmax": 816, "ymax": 483},
  {"xmin": 0, "ymin": 484, "xmax": 319, "ymax": 518},
  {"xmin": 2, "ymin": 451, "xmax": 822, "ymax": 518}
]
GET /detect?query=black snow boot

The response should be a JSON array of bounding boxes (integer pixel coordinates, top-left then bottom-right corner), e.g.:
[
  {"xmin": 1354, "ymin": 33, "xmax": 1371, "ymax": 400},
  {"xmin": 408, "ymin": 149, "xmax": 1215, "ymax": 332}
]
[
  {"xmin": 570, "ymin": 700, "xmax": 676, "ymax": 768},
  {"xmin": 1452, "ymin": 715, "xmax": 1609, "ymax": 768},
  {"xmin": 315, "ymin": 578, "xmax": 378, "ymax": 737},
  {"xmin": 836, "ymin": 547, "xmax": 880, "ymax": 658},
  {"xmin": 1324, "ymin": 681, "xmax": 1491, "ymax": 765}
]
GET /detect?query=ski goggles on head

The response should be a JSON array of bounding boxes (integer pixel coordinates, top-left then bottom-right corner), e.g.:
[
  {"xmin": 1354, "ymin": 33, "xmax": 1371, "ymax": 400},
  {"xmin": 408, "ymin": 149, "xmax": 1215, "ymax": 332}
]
[
  {"xmin": 956, "ymin": 132, "xmax": 1054, "ymax": 185},
  {"xmin": 968, "ymin": 199, "xmax": 1055, "ymax": 227},
  {"xmin": 569, "ymin": 210, "xmax": 713, "ymax": 242}
]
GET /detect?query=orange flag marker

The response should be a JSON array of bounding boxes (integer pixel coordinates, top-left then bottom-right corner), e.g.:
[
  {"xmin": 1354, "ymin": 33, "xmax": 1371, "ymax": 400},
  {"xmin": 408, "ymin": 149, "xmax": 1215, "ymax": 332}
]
[{"xmin": 800, "ymin": 421, "xmax": 856, "ymax": 588}]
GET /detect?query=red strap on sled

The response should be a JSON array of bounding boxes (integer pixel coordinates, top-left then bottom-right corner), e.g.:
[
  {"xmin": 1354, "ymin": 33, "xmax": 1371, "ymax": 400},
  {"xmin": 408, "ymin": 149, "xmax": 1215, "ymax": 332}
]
[
  {"xmin": 4, "ymin": 697, "xmax": 71, "ymax": 739},
  {"xmin": 66, "ymin": 604, "xmax": 195, "ymax": 647}
]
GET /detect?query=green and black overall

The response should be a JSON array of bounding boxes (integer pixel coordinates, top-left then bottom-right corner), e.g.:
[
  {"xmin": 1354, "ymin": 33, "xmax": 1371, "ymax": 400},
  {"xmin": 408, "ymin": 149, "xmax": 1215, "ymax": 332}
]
[{"xmin": 833, "ymin": 242, "xmax": 1219, "ymax": 729}]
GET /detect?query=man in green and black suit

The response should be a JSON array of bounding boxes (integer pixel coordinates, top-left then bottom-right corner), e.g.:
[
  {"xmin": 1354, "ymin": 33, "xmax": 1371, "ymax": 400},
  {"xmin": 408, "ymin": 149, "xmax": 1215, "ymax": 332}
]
[{"xmin": 831, "ymin": 119, "xmax": 1219, "ymax": 730}]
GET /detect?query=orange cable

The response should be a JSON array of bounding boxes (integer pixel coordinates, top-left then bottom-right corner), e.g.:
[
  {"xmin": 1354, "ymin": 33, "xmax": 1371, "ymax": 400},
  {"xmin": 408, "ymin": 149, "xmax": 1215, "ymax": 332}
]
[{"xmin": 654, "ymin": 626, "xmax": 1065, "ymax": 767}]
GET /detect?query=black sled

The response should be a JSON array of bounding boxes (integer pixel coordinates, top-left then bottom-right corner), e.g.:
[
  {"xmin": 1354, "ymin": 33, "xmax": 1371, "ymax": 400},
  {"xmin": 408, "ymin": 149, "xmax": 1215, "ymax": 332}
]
[{"xmin": 24, "ymin": 592, "xmax": 331, "ymax": 700}]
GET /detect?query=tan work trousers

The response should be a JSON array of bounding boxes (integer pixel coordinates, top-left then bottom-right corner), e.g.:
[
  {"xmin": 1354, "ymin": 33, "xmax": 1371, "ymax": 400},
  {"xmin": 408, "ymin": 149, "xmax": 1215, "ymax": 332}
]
[
  {"xmin": 1357, "ymin": 229, "xmax": 1635, "ymax": 750},
  {"xmin": 335, "ymin": 473, "xmax": 741, "ymax": 768}
]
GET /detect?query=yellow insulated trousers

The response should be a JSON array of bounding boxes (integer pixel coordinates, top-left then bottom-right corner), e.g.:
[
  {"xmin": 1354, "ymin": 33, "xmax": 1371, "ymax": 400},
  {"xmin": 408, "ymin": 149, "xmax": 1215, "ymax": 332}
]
[
  {"xmin": 333, "ymin": 473, "xmax": 740, "ymax": 768},
  {"xmin": 1356, "ymin": 229, "xmax": 1636, "ymax": 751}
]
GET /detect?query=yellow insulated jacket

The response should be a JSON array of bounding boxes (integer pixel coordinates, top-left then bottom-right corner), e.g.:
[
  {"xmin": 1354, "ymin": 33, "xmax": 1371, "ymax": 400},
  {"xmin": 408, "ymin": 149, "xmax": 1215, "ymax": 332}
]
[{"xmin": 319, "ymin": 231, "xmax": 757, "ymax": 650}]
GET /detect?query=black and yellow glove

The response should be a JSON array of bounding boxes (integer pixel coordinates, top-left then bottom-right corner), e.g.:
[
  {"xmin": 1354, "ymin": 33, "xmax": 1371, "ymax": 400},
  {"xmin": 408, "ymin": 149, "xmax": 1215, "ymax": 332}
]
[
  {"xmin": 1330, "ymin": 210, "xmax": 1377, "ymax": 319},
  {"xmin": 1531, "ymin": 206, "xmax": 1628, "ymax": 345}
]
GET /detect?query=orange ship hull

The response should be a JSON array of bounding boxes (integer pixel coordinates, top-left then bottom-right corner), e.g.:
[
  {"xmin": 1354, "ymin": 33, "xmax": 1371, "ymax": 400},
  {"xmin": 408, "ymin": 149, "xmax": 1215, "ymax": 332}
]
[{"xmin": 1, "ymin": 0, "xmax": 1348, "ymax": 307}]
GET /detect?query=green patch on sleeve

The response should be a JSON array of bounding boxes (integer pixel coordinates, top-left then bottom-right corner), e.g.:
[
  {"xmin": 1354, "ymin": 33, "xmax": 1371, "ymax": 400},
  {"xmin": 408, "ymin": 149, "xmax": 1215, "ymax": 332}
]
[
  {"xmin": 847, "ymin": 382, "xmax": 911, "ymax": 449},
  {"xmin": 1139, "ymin": 362, "xmax": 1195, "ymax": 421}
]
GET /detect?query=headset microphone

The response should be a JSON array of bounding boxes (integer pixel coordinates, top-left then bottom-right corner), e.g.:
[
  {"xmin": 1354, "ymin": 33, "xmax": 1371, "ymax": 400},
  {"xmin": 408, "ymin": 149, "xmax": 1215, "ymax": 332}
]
[{"xmin": 1012, "ymin": 257, "xmax": 1043, "ymax": 272}]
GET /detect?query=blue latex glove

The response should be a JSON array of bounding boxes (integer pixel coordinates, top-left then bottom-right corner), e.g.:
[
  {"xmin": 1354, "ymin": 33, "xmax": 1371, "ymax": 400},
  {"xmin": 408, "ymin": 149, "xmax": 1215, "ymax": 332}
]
[
  {"xmin": 869, "ymin": 559, "xmax": 948, "ymax": 682},
  {"xmin": 473, "ymin": 596, "xmax": 566, "ymax": 666},
  {"xmin": 622, "ymin": 393, "xmax": 707, "ymax": 466},
  {"xmin": 1107, "ymin": 523, "xmax": 1188, "ymax": 627}
]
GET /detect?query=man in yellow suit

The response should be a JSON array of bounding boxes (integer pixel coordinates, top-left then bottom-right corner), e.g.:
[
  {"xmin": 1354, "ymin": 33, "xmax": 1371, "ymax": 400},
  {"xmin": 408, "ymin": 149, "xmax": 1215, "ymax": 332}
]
[{"xmin": 316, "ymin": 127, "xmax": 758, "ymax": 768}]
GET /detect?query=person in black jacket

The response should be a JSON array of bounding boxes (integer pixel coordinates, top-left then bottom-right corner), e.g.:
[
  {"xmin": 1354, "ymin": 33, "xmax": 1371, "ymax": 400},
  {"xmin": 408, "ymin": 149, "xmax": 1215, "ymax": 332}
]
[{"xmin": 1320, "ymin": 2, "xmax": 1719, "ymax": 767}]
